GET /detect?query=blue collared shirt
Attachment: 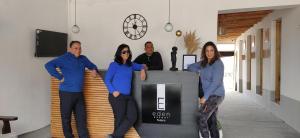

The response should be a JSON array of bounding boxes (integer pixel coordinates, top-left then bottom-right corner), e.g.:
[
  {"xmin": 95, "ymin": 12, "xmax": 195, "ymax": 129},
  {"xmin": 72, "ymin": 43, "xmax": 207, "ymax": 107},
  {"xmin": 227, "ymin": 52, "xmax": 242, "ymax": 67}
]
[
  {"xmin": 188, "ymin": 59, "xmax": 225, "ymax": 100},
  {"xmin": 45, "ymin": 52, "xmax": 98, "ymax": 92}
]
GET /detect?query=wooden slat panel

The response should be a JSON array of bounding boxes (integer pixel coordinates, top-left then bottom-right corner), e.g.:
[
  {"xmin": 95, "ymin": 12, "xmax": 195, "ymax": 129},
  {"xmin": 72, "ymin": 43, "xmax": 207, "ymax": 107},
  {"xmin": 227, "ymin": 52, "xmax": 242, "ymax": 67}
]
[{"xmin": 51, "ymin": 71, "xmax": 140, "ymax": 138}]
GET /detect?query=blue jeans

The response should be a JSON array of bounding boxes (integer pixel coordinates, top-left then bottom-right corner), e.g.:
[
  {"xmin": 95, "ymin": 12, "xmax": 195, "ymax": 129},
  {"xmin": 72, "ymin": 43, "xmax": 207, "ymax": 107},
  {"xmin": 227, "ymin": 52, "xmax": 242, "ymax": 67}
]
[{"xmin": 198, "ymin": 95, "xmax": 224, "ymax": 138}]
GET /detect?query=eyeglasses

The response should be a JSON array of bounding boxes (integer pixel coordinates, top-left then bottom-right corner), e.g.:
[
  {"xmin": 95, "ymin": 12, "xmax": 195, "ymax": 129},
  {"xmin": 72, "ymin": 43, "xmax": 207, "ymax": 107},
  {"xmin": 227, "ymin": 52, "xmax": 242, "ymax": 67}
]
[{"xmin": 121, "ymin": 50, "xmax": 130, "ymax": 54}]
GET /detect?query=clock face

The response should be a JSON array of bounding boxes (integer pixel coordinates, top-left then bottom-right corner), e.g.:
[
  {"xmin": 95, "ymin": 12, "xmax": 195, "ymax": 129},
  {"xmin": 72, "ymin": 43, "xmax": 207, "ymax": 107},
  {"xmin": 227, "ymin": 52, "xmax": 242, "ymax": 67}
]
[{"xmin": 123, "ymin": 14, "xmax": 148, "ymax": 40}]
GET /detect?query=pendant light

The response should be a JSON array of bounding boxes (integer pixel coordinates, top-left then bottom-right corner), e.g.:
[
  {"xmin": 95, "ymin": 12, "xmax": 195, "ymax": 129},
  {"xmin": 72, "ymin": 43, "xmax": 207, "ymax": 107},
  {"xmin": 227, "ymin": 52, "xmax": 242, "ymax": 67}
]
[
  {"xmin": 72, "ymin": 0, "xmax": 80, "ymax": 33},
  {"xmin": 164, "ymin": 0, "xmax": 173, "ymax": 32}
]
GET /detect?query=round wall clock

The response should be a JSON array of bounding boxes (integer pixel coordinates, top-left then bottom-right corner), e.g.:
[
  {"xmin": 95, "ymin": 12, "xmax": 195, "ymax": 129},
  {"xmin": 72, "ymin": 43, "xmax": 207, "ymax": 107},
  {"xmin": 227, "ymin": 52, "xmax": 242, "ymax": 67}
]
[{"xmin": 123, "ymin": 14, "xmax": 148, "ymax": 40}]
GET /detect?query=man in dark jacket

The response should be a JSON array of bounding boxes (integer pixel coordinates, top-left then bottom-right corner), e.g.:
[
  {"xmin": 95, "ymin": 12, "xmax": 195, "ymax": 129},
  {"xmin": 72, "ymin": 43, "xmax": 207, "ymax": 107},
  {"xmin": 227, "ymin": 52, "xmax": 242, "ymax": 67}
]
[{"xmin": 134, "ymin": 41, "xmax": 163, "ymax": 70}]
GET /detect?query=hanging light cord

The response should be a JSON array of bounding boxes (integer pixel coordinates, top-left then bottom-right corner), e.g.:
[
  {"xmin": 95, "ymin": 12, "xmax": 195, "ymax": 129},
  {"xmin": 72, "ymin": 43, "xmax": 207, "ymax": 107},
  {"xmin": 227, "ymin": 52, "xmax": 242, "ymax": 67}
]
[
  {"xmin": 74, "ymin": 0, "xmax": 77, "ymax": 25},
  {"xmin": 168, "ymin": 0, "xmax": 171, "ymax": 23}
]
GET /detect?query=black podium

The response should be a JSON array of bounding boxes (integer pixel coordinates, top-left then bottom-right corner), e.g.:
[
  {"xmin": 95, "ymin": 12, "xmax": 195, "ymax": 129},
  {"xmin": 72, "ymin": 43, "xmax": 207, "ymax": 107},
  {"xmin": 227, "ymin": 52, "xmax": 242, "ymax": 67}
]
[{"xmin": 132, "ymin": 71, "xmax": 199, "ymax": 138}]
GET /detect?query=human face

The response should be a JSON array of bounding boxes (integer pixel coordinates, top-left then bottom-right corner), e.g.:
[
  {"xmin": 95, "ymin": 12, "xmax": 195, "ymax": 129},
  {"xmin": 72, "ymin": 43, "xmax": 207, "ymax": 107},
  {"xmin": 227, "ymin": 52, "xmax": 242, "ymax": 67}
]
[
  {"xmin": 70, "ymin": 43, "xmax": 81, "ymax": 57},
  {"xmin": 121, "ymin": 47, "xmax": 130, "ymax": 63},
  {"xmin": 205, "ymin": 45, "xmax": 215, "ymax": 62},
  {"xmin": 145, "ymin": 43, "xmax": 154, "ymax": 56}
]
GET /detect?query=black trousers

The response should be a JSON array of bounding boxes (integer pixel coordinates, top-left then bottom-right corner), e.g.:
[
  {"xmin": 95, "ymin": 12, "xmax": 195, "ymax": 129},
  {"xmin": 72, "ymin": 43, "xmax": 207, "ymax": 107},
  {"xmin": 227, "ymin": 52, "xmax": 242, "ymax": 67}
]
[
  {"xmin": 108, "ymin": 94, "xmax": 137, "ymax": 138},
  {"xmin": 59, "ymin": 91, "xmax": 89, "ymax": 138}
]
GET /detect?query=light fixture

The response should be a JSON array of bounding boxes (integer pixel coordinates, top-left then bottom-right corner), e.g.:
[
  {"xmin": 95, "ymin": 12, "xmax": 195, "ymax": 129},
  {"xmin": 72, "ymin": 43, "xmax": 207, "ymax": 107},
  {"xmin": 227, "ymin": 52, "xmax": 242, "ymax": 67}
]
[
  {"xmin": 164, "ymin": 0, "xmax": 173, "ymax": 32},
  {"xmin": 72, "ymin": 0, "xmax": 80, "ymax": 33},
  {"xmin": 175, "ymin": 30, "xmax": 182, "ymax": 37}
]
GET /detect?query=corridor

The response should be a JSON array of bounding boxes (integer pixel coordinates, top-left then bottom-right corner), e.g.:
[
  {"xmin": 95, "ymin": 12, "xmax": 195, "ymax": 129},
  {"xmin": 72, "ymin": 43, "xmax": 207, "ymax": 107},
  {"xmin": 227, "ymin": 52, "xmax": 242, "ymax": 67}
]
[{"xmin": 219, "ymin": 91, "xmax": 300, "ymax": 138}]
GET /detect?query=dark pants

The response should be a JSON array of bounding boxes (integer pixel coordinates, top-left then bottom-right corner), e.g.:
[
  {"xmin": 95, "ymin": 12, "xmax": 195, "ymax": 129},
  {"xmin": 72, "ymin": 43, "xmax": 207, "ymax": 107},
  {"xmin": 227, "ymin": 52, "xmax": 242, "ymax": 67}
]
[
  {"xmin": 198, "ymin": 95, "xmax": 224, "ymax": 138},
  {"xmin": 108, "ymin": 94, "xmax": 138, "ymax": 138},
  {"xmin": 59, "ymin": 91, "xmax": 89, "ymax": 138}
]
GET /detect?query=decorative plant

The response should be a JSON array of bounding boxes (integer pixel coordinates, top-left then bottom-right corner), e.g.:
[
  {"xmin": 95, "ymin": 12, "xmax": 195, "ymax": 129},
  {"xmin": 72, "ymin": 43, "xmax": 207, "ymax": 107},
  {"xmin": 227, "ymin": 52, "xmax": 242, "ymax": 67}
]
[{"xmin": 183, "ymin": 31, "xmax": 200, "ymax": 54}]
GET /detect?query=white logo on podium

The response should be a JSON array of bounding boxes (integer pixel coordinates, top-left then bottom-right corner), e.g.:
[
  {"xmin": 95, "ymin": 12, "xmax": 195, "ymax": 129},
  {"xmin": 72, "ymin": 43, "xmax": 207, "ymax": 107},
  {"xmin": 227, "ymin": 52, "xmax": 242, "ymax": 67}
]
[{"xmin": 157, "ymin": 84, "xmax": 165, "ymax": 111}]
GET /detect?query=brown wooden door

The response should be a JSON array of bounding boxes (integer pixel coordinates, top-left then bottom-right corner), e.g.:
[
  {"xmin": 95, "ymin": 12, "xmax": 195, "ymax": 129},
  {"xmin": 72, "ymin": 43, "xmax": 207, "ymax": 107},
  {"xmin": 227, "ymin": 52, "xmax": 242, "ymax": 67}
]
[
  {"xmin": 258, "ymin": 29, "xmax": 263, "ymax": 95},
  {"xmin": 246, "ymin": 35, "xmax": 252, "ymax": 90},
  {"xmin": 275, "ymin": 19, "xmax": 282, "ymax": 104},
  {"xmin": 239, "ymin": 40, "xmax": 244, "ymax": 92}
]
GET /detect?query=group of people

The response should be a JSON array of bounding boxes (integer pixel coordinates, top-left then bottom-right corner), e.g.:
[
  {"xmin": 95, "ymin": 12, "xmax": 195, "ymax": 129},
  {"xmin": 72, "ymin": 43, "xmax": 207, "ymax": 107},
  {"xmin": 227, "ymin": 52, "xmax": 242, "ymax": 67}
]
[{"xmin": 45, "ymin": 40, "xmax": 225, "ymax": 138}]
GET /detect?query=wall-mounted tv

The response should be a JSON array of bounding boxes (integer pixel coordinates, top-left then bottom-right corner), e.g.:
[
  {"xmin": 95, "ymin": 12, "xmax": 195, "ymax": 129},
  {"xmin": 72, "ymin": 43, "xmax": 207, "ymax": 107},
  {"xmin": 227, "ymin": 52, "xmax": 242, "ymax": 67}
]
[{"xmin": 35, "ymin": 29, "xmax": 68, "ymax": 57}]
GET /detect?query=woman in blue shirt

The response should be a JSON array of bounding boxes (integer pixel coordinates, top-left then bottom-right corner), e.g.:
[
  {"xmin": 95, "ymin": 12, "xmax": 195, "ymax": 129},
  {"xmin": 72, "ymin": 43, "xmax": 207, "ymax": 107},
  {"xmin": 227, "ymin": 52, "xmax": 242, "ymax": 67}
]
[
  {"xmin": 188, "ymin": 41, "xmax": 225, "ymax": 138},
  {"xmin": 105, "ymin": 44, "xmax": 146, "ymax": 138}
]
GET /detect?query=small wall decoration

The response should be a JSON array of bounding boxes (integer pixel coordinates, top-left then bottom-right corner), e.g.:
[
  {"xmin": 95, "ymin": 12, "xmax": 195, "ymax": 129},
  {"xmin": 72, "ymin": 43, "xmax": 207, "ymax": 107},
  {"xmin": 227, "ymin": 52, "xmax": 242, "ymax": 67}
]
[
  {"xmin": 183, "ymin": 31, "xmax": 200, "ymax": 54},
  {"xmin": 123, "ymin": 14, "xmax": 148, "ymax": 40},
  {"xmin": 264, "ymin": 28, "xmax": 270, "ymax": 43},
  {"xmin": 175, "ymin": 30, "xmax": 182, "ymax": 37},
  {"xmin": 251, "ymin": 35, "xmax": 255, "ymax": 50}
]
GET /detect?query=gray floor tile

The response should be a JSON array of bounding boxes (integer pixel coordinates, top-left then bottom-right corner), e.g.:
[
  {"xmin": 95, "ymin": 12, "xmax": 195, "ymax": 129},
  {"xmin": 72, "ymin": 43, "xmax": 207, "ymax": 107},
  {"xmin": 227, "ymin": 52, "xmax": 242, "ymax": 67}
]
[{"xmin": 219, "ymin": 91, "xmax": 300, "ymax": 138}]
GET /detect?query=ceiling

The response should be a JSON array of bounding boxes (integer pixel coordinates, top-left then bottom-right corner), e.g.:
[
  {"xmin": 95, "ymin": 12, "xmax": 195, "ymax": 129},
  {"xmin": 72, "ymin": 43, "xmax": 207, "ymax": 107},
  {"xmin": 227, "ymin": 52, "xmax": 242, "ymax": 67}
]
[{"xmin": 217, "ymin": 10, "xmax": 272, "ymax": 44}]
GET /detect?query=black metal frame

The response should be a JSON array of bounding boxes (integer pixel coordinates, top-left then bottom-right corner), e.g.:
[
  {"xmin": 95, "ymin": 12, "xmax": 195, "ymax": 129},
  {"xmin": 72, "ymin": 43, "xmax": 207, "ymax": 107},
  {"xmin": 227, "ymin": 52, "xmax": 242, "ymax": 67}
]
[{"xmin": 182, "ymin": 54, "xmax": 197, "ymax": 71}]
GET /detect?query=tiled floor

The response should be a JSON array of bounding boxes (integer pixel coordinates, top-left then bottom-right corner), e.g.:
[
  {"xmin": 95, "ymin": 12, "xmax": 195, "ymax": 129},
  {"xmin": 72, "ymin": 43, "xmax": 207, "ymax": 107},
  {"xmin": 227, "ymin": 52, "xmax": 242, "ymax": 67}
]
[
  {"xmin": 18, "ymin": 91, "xmax": 300, "ymax": 138},
  {"xmin": 18, "ymin": 126, "xmax": 50, "ymax": 138},
  {"xmin": 219, "ymin": 91, "xmax": 300, "ymax": 138}
]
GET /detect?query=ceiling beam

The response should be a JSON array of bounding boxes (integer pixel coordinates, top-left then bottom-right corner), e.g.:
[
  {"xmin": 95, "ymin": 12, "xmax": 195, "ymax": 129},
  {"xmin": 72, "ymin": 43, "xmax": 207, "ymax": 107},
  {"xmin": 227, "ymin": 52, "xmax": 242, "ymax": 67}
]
[
  {"xmin": 219, "ymin": 10, "xmax": 272, "ymax": 18},
  {"xmin": 217, "ymin": 10, "xmax": 272, "ymax": 43},
  {"xmin": 220, "ymin": 18, "xmax": 264, "ymax": 26}
]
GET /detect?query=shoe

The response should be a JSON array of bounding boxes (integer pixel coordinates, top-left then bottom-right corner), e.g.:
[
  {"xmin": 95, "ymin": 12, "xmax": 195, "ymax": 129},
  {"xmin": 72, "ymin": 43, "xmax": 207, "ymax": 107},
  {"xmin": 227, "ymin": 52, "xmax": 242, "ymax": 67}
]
[{"xmin": 107, "ymin": 134, "xmax": 114, "ymax": 138}]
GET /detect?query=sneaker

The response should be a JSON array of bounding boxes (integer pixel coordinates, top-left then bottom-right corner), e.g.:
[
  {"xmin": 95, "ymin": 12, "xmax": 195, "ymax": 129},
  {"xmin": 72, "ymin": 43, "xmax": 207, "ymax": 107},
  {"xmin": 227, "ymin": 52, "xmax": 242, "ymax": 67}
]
[{"xmin": 107, "ymin": 134, "xmax": 114, "ymax": 138}]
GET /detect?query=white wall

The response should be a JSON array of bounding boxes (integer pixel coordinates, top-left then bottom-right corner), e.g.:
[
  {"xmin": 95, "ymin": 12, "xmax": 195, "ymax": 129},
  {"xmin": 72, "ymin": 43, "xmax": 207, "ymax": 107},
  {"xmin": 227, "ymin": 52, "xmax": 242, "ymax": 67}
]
[
  {"xmin": 280, "ymin": 7, "xmax": 300, "ymax": 101},
  {"xmin": 236, "ymin": 6, "xmax": 300, "ymax": 132},
  {"xmin": 0, "ymin": 0, "xmax": 68, "ymax": 135},
  {"xmin": 68, "ymin": 0, "xmax": 218, "ymax": 70}
]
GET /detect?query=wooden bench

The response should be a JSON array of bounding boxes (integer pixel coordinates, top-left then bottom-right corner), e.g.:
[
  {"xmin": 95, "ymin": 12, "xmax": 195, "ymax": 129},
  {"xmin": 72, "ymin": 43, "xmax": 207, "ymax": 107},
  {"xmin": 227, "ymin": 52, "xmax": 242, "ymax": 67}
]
[{"xmin": 0, "ymin": 116, "xmax": 18, "ymax": 134}]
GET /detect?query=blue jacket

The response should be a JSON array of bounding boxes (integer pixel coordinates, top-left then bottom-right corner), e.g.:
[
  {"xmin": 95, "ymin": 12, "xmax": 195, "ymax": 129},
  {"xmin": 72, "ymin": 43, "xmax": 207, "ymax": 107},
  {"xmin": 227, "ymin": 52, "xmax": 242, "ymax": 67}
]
[
  {"xmin": 188, "ymin": 59, "xmax": 225, "ymax": 100},
  {"xmin": 104, "ymin": 62, "xmax": 143, "ymax": 95},
  {"xmin": 45, "ymin": 52, "xmax": 98, "ymax": 92}
]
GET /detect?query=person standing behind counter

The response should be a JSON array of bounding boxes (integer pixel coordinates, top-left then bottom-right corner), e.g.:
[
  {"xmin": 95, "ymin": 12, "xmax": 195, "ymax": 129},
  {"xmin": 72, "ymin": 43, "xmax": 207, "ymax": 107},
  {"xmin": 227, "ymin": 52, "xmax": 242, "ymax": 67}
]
[{"xmin": 134, "ymin": 41, "xmax": 163, "ymax": 70}]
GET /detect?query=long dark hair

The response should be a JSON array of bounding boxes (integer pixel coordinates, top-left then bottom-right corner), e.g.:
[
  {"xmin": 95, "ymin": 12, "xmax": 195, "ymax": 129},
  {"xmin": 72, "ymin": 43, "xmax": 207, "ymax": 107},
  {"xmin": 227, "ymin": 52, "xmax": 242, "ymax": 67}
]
[
  {"xmin": 114, "ymin": 44, "xmax": 132, "ymax": 66},
  {"xmin": 200, "ymin": 41, "xmax": 221, "ymax": 67}
]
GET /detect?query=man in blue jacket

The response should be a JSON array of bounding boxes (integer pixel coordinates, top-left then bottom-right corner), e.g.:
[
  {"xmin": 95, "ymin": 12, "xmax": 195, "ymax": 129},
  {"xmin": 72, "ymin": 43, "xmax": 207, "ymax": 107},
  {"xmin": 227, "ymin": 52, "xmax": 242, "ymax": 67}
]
[{"xmin": 45, "ymin": 41, "xmax": 98, "ymax": 138}]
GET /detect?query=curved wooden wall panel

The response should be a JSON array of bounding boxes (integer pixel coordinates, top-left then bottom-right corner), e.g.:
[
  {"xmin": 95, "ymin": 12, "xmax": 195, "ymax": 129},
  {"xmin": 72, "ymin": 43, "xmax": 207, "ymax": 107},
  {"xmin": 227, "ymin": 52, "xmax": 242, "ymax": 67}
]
[{"xmin": 51, "ymin": 71, "xmax": 140, "ymax": 138}]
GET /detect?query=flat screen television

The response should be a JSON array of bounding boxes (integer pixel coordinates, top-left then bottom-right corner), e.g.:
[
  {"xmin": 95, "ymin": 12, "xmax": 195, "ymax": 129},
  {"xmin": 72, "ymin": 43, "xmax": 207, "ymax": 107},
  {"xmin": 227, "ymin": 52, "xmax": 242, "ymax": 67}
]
[{"xmin": 35, "ymin": 29, "xmax": 68, "ymax": 57}]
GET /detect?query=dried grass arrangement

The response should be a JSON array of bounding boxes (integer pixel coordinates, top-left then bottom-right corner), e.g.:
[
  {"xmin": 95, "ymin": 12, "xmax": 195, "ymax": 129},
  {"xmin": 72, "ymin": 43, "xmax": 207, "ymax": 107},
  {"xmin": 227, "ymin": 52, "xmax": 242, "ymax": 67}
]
[{"xmin": 183, "ymin": 31, "xmax": 200, "ymax": 54}]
